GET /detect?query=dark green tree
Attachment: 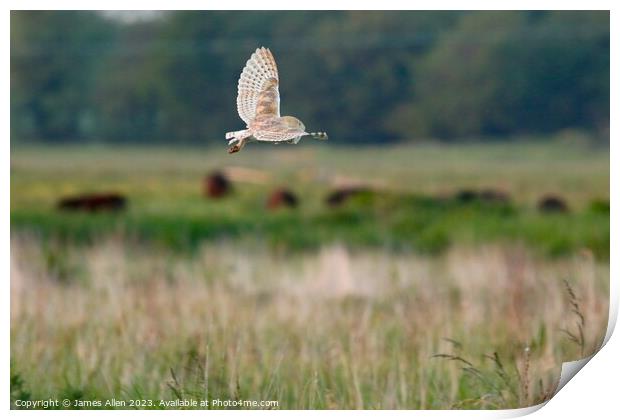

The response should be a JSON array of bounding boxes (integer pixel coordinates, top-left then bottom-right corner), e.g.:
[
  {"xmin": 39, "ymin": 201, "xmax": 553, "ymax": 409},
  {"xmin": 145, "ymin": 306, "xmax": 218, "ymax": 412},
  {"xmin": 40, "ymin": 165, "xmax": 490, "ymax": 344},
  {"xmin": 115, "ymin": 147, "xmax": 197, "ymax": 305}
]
[
  {"xmin": 11, "ymin": 11, "xmax": 117, "ymax": 141},
  {"xmin": 390, "ymin": 11, "xmax": 609, "ymax": 140},
  {"xmin": 10, "ymin": 11, "xmax": 609, "ymax": 144}
]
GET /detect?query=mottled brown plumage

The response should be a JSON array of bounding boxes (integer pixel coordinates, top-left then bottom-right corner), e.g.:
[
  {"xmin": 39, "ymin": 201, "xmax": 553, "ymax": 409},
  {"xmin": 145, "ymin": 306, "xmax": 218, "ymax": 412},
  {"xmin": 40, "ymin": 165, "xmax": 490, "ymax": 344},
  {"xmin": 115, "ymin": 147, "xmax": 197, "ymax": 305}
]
[{"xmin": 226, "ymin": 47, "xmax": 327, "ymax": 154}]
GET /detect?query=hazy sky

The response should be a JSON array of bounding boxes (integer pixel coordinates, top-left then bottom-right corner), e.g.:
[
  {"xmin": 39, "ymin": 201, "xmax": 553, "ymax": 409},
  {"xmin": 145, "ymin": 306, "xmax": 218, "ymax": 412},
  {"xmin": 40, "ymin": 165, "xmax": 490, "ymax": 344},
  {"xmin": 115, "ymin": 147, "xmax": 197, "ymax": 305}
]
[{"xmin": 99, "ymin": 11, "xmax": 167, "ymax": 24}]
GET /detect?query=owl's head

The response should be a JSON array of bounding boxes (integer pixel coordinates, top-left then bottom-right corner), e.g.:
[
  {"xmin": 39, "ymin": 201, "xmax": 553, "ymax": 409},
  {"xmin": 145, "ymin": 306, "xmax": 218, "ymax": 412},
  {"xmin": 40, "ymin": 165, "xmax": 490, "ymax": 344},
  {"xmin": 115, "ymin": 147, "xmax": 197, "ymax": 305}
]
[
  {"xmin": 281, "ymin": 116, "xmax": 306, "ymax": 131},
  {"xmin": 281, "ymin": 116, "xmax": 328, "ymax": 142}
]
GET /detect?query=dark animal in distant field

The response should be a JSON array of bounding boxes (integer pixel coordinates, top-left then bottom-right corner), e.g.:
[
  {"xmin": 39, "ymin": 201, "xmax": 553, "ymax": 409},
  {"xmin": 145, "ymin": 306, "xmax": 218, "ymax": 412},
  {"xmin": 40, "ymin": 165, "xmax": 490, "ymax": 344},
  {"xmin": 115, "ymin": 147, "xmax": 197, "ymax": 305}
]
[
  {"xmin": 454, "ymin": 189, "xmax": 479, "ymax": 203},
  {"xmin": 204, "ymin": 171, "xmax": 232, "ymax": 198},
  {"xmin": 479, "ymin": 188, "xmax": 511, "ymax": 204},
  {"xmin": 538, "ymin": 195, "xmax": 569, "ymax": 213},
  {"xmin": 326, "ymin": 187, "xmax": 371, "ymax": 207},
  {"xmin": 454, "ymin": 188, "xmax": 510, "ymax": 205},
  {"xmin": 267, "ymin": 188, "xmax": 298, "ymax": 210},
  {"xmin": 58, "ymin": 193, "xmax": 127, "ymax": 212}
]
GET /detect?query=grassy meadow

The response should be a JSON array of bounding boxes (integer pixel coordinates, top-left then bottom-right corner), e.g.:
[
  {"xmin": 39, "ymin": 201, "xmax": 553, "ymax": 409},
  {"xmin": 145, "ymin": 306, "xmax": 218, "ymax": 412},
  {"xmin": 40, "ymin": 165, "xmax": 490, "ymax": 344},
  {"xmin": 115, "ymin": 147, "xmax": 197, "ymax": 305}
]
[
  {"xmin": 10, "ymin": 140, "xmax": 610, "ymax": 409},
  {"xmin": 10, "ymin": 139, "xmax": 610, "ymax": 257}
]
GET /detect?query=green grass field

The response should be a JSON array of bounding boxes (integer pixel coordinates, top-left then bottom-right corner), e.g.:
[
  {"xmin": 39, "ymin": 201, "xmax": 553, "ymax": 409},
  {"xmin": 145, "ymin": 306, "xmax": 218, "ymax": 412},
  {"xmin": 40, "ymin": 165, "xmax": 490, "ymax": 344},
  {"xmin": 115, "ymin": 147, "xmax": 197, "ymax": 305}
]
[
  {"xmin": 10, "ymin": 140, "xmax": 610, "ymax": 409},
  {"xmin": 10, "ymin": 140, "xmax": 610, "ymax": 258}
]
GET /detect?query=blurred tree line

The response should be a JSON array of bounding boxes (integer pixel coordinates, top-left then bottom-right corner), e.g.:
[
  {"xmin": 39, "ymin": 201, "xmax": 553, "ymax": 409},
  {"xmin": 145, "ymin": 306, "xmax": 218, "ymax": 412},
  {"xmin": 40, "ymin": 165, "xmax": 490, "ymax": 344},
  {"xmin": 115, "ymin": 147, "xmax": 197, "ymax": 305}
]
[{"xmin": 11, "ymin": 11, "xmax": 609, "ymax": 144}]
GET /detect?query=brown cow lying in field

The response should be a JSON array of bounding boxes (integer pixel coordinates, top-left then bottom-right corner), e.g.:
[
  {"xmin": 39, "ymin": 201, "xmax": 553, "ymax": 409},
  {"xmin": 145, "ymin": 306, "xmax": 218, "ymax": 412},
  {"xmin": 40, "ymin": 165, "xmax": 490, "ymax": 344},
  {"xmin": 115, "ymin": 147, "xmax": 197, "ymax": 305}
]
[
  {"xmin": 204, "ymin": 171, "xmax": 232, "ymax": 198},
  {"xmin": 57, "ymin": 193, "xmax": 127, "ymax": 212},
  {"xmin": 325, "ymin": 187, "xmax": 371, "ymax": 207},
  {"xmin": 538, "ymin": 195, "xmax": 569, "ymax": 213},
  {"xmin": 266, "ymin": 188, "xmax": 298, "ymax": 210},
  {"xmin": 454, "ymin": 188, "xmax": 511, "ymax": 204}
]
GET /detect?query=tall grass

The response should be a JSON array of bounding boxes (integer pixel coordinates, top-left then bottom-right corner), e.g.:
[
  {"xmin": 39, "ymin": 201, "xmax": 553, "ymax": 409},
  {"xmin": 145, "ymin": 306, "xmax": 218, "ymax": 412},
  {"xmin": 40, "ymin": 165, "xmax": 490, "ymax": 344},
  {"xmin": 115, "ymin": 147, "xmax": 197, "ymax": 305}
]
[{"xmin": 10, "ymin": 237, "xmax": 608, "ymax": 409}]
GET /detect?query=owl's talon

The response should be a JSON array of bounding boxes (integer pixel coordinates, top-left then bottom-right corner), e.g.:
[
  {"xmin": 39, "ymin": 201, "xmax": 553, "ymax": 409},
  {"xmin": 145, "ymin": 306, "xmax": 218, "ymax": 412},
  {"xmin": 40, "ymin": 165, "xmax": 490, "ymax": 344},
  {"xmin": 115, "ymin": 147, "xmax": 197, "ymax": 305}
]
[{"xmin": 228, "ymin": 144, "xmax": 241, "ymax": 154}]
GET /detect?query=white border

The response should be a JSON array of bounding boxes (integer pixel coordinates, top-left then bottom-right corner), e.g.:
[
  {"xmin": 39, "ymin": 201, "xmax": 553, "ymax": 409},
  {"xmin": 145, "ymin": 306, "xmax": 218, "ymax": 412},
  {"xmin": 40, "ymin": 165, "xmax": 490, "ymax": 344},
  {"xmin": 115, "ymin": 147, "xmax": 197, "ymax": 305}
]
[{"xmin": 5, "ymin": 2, "xmax": 617, "ymax": 419}]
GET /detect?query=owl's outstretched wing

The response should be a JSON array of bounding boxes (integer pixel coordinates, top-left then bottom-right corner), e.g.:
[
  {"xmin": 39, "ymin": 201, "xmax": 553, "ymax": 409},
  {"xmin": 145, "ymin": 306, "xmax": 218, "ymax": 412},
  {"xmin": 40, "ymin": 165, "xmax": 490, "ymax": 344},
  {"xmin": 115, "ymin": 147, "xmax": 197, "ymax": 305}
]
[{"xmin": 237, "ymin": 47, "xmax": 280, "ymax": 126}]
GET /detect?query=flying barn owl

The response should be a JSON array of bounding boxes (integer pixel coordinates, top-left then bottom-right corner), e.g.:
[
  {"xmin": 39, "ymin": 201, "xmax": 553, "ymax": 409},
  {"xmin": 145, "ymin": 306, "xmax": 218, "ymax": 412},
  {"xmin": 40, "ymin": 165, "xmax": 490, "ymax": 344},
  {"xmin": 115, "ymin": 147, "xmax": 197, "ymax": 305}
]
[{"xmin": 226, "ymin": 47, "xmax": 328, "ymax": 154}]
